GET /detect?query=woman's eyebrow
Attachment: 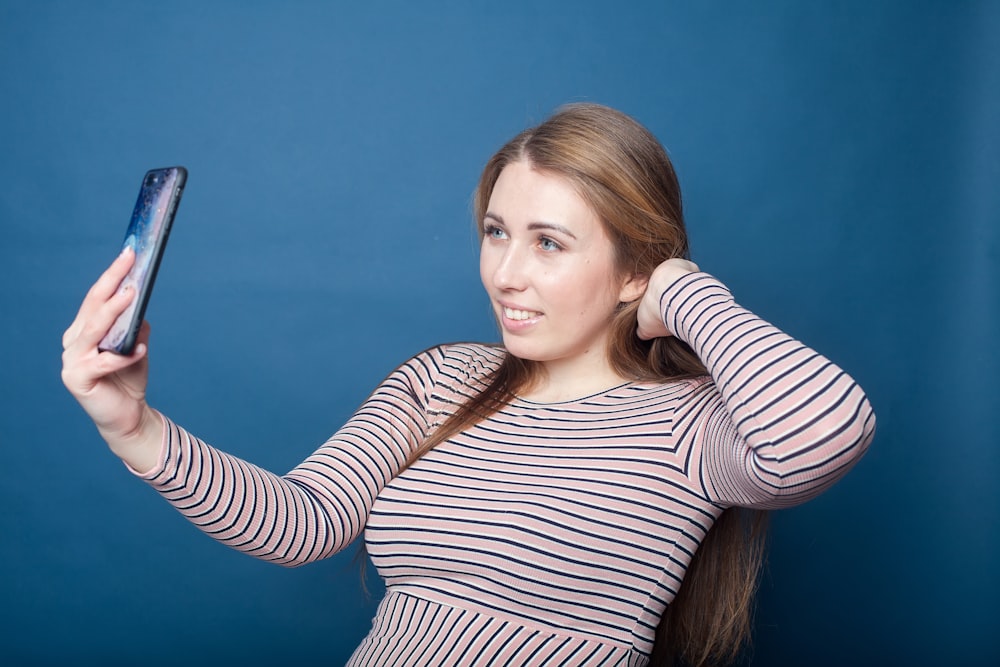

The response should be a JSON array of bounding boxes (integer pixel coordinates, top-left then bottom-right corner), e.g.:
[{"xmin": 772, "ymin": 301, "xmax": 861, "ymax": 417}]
[
  {"xmin": 484, "ymin": 212, "xmax": 577, "ymax": 239},
  {"xmin": 528, "ymin": 222, "xmax": 577, "ymax": 239}
]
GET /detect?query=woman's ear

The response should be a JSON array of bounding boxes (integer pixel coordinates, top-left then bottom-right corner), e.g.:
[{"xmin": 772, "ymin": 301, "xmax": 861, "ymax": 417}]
[{"xmin": 618, "ymin": 273, "xmax": 649, "ymax": 304}]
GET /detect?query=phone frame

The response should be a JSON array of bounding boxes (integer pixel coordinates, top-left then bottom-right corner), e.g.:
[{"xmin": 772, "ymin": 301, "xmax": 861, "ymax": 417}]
[{"xmin": 98, "ymin": 166, "xmax": 187, "ymax": 355}]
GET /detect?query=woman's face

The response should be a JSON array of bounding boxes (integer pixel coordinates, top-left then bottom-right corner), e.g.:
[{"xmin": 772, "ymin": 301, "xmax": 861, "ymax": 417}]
[{"xmin": 479, "ymin": 160, "xmax": 645, "ymax": 379}]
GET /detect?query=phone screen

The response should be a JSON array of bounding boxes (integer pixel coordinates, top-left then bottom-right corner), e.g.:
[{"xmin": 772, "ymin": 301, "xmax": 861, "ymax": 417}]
[{"xmin": 98, "ymin": 166, "xmax": 186, "ymax": 355}]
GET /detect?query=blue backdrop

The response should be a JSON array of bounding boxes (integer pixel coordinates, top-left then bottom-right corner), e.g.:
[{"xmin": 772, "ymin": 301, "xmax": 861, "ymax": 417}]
[{"xmin": 1, "ymin": 1, "xmax": 997, "ymax": 664}]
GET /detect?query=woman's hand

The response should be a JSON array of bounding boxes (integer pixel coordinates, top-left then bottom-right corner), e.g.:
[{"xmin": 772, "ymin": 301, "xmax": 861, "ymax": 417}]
[
  {"xmin": 636, "ymin": 258, "xmax": 700, "ymax": 340},
  {"xmin": 61, "ymin": 248, "xmax": 162, "ymax": 472}
]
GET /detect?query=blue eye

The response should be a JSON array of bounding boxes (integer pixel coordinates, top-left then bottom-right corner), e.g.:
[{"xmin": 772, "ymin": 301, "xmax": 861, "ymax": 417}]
[
  {"xmin": 484, "ymin": 224, "xmax": 507, "ymax": 240},
  {"xmin": 539, "ymin": 237, "xmax": 561, "ymax": 252}
]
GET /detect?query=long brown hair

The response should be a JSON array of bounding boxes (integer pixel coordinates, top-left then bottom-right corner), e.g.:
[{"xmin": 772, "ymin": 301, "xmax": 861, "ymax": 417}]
[{"xmin": 404, "ymin": 103, "xmax": 767, "ymax": 666}]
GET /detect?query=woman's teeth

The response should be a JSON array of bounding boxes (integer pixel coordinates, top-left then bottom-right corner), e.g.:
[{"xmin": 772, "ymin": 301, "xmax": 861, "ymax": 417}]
[{"xmin": 504, "ymin": 307, "xmax": 540, "ymax": 321}]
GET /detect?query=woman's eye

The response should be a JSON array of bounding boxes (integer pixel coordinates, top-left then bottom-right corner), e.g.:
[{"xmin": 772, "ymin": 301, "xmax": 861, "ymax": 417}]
[
  {"xmin": 484, "ymin": 224, "xmax": 506, "ymax": 240},
  {"xmin": 539, "ymin": 237, "xmax": 561, "ymax": 252}
]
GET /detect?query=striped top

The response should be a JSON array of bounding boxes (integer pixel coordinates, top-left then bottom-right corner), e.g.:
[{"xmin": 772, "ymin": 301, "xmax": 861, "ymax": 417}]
[{"xmin": 137, "ymin": 273, "xmax": 875, "ymax": 665}]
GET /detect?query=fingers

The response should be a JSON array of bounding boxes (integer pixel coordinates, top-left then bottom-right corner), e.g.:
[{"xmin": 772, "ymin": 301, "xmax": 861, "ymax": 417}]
[
  {"xmin": 61, "ymin": 316, "xmax": 148, "ymax": 387},
  {"xmin": 132, "ymin": 321, "xmax": 152, "ymax": 356},
  {"xmin": 635, "ymin": 297, "xmax": 672, "ymax": 340},
  {"xmin": 94, "ymin": 246, "xmax": 137, "ymax": 298},
  {"xmin": 64, "ymin": 283, "xmax": 136, "ymax": 352},
  {"xmin": 82, "ymin": 246, "xmax": 136, "ymax": 314},
  {"xmin": 61, "ymin": 336, "xmax": 145, "ymax": 396},
  {"xmin": 636, "ymin": 321, "xmax": 671, "ymax": 341},
  {"xmin": 63, "ymin": 248, "xmax": 136, "ymax": 349}
]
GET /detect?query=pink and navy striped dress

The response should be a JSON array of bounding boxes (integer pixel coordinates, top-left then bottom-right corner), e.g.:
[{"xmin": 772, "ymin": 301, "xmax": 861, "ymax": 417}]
[{"xmin": 136, "ymin": 273, "xmax": 875, "ymax": 665}]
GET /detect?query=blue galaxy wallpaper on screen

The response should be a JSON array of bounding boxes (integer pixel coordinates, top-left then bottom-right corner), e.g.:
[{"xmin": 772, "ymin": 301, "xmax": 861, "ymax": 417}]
[{"xmin": 98, "ymin": 166, "xmax": 185, "ymax": 353}]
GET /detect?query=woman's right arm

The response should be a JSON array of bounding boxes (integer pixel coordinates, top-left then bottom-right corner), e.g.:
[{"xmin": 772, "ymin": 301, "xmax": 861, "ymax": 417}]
[
  {"xmin": 62, "ymin": 251, "xmax": 437, "ymax": 565},
  {"xmin": 138, "ymin": 356, "xmax": 434, "ymax": 565}
]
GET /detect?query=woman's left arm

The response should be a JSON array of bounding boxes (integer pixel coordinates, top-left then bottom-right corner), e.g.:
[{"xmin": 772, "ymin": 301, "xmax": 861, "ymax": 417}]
[{"xmin": 638, "ymin": 260, "xmax": 876, "ymax": 508}]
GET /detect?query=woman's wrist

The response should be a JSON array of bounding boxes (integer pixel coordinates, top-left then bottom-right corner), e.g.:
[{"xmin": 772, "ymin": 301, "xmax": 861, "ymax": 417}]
[{"xmin": 103, "ymin": 405, "xmax": 165, "ymax": 475}]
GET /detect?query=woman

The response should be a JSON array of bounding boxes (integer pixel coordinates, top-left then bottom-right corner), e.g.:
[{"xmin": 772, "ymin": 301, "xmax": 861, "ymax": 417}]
[{"xmin": 62, "ymin": 103, "xmax": 875, "ymax": 666}]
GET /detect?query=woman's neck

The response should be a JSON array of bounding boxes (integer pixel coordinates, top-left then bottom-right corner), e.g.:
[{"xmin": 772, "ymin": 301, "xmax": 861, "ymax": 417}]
[{"xmin": 516, "ymin": 356, "xmax": 630, "ymax": 403}]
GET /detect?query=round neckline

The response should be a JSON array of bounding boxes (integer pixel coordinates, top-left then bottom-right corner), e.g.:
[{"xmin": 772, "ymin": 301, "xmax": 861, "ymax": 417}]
[{"xmin": 512, "ymin": 380, "xmax": 640, "ymax": 406}]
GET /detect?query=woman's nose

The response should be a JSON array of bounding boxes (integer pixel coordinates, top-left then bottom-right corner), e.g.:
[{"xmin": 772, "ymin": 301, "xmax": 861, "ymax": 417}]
[{"xmin": 492, "ymin": 245, "xmax": 527, "ymax": 291}]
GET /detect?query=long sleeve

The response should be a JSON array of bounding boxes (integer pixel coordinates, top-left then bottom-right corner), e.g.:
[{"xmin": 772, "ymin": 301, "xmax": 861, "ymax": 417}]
[
  {"xmin": 134, "ymin": 347, "xmax": 445, "ymax": 566},
  {"xmin": 663, "ymin": 272, "xmax": 876, "ymax": 508}
]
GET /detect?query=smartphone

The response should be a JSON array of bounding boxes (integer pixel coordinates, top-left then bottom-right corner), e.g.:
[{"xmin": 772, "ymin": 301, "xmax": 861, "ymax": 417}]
[{"xmin": 98, "ymin": 166, "xmax": 187, "ymax": 355}]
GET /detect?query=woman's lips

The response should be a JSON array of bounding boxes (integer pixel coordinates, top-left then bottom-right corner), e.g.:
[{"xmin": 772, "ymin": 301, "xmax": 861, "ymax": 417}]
[{"xmin": 499, "ymin": 304, "xmax": 543, "ymax": 332}]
